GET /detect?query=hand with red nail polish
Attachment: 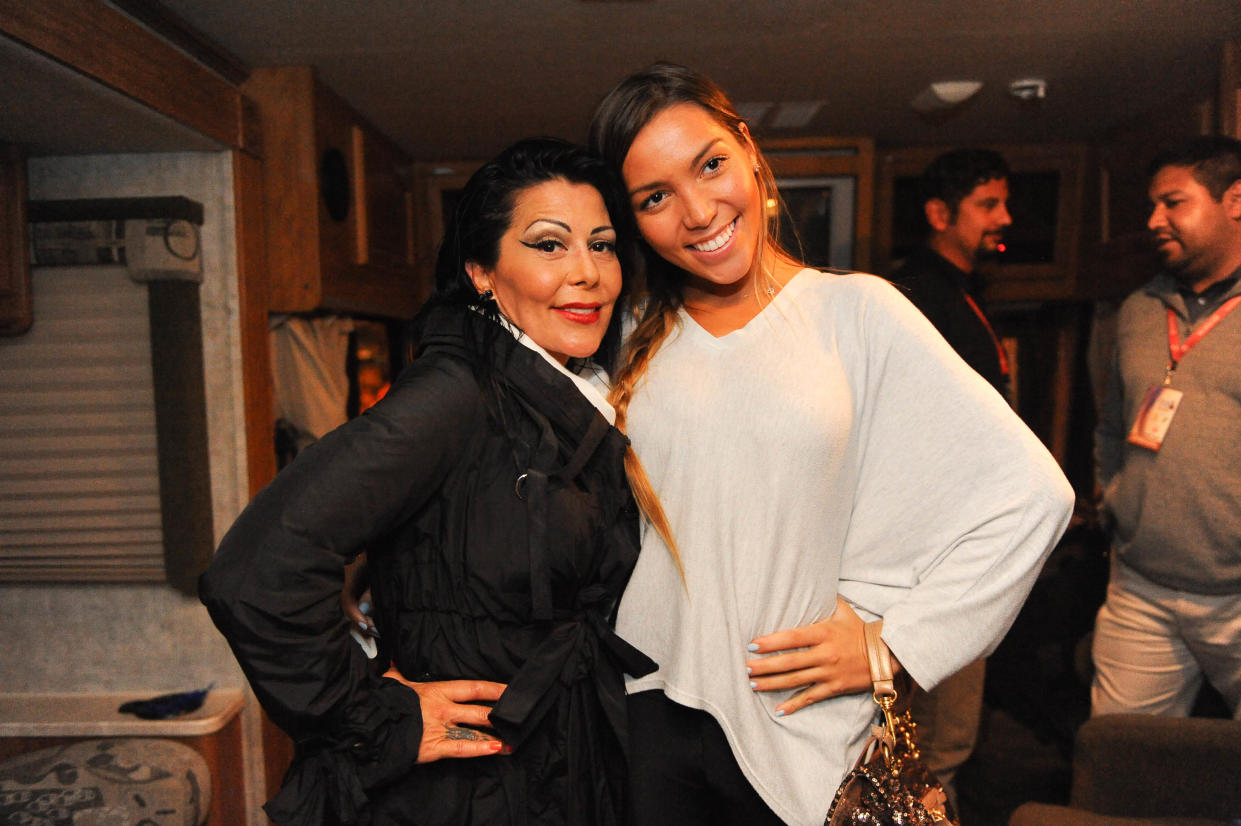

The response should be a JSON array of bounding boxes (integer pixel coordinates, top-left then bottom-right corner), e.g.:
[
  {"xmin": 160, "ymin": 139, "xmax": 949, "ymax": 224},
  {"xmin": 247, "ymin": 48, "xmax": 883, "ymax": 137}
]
[{"xmin": 383, "ymin": 665, "xmax": 511, "ymax": 762}]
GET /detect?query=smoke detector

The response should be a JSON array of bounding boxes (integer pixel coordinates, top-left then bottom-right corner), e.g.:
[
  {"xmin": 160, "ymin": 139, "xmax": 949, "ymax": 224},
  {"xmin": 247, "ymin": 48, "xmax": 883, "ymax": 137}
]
[{"xmin": 1008, "ymin": 78, "xmax": 1047, "ymax": 101}]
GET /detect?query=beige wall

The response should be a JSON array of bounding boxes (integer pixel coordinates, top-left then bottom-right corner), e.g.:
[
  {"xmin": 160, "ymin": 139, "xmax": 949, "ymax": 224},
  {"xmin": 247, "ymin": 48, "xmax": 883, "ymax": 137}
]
[{"xmin": 0, "ymin": 151, "xmax": 264, "ymax": 824}]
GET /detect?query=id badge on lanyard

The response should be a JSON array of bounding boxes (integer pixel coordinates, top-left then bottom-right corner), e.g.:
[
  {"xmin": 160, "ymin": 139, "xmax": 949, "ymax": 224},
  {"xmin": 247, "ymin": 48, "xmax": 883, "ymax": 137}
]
[
  {"xmin": 1127, "ymin": 384, "xmax": 1183, "ymax": 450},
  {"xmin": 1128, "ymin": 294, "xmax": 1241, "ymax": 451}
]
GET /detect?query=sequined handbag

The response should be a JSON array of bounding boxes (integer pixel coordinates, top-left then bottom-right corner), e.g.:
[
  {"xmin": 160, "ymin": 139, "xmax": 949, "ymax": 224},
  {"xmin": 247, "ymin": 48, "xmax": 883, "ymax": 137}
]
[{"xmin": 824, "ymin": 620, "xmax": 959, "ymax": 826}]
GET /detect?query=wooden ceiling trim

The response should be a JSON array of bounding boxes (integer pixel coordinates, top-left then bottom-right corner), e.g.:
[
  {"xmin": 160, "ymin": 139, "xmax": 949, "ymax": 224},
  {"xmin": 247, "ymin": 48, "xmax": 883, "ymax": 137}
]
[
  {"xmin": 0, "ymin": 0, "xmax": 244, "ymax": 149},
  {"xmin": 109, "ymin": 0, "xmax": 250, "ymax": 86}
]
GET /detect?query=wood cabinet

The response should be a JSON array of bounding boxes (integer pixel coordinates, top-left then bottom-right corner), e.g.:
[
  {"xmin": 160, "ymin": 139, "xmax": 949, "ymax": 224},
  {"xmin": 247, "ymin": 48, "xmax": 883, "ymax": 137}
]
[{"xmin": 244, "ymin": 66, "xmax": 423, "ymax": 317}]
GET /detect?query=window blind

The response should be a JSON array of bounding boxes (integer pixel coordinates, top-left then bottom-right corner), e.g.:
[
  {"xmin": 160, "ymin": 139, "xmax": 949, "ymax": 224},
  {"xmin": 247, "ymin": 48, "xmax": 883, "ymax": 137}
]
[{"xmin": 0, "ymin": 265, "xmax": 165, "ymax": 581}]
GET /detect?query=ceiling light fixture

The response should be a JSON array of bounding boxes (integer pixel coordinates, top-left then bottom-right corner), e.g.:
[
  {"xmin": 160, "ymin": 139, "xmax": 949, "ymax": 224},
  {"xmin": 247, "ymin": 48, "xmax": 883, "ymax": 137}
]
[{"xmin": 910, "ymin": 80, "xmax": 983, "ymax": 114}]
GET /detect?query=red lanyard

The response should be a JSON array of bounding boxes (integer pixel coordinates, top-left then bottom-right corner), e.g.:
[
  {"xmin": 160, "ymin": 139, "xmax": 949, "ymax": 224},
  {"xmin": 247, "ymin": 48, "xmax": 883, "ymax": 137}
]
[
  {"xmin": 962, "ymin": 293, "xmax": 1011, "ymax": 376},
  {"xmin": 1164, "ymin": 293, "xmax": 1241, "ymax": 381}
]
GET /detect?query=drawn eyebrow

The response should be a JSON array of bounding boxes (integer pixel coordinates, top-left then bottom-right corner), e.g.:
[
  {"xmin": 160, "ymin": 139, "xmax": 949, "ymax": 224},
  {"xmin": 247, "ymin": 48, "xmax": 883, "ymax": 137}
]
[
  {"xmin": 524, "ymin": 218, "xmax": 572, "ymax": 233},
  {"xmin": 628, "ymin": 138, "xmax": 722, "ymax": 197}
]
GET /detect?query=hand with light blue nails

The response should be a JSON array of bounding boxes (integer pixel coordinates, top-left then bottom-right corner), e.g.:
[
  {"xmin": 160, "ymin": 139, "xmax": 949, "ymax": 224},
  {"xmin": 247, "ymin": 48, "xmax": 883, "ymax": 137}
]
[
  {"xmin": 744, "ymin": 596, "xmax": 898, "ymax": 717},
  {"xmin": 343, "ymin": 553, "xmax": 378, "ymax": 637}
]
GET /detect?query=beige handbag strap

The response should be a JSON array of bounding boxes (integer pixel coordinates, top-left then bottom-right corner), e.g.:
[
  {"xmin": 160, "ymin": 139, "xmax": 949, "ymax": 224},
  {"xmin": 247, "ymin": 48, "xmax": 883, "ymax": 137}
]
[
  {"xmin": 863, "ymin": 619, "xmax": 895, "ymax": 698},
  {"xmin": 863, "ymin": 618, "xmax": 899, "ymax": 761}
]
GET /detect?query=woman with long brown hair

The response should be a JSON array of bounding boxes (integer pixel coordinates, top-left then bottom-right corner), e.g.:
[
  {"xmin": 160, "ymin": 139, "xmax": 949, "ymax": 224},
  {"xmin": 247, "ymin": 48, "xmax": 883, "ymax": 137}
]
[{"xmin": 589, "ymin": 63, "xmax": 1075, "ymax": 826}]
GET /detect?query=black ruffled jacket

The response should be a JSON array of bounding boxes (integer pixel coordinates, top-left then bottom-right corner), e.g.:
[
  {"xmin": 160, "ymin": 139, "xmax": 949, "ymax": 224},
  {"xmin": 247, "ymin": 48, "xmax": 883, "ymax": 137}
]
[{"xmin": 200, "ymin": 309, "xmax": 654, "ymax": 826}]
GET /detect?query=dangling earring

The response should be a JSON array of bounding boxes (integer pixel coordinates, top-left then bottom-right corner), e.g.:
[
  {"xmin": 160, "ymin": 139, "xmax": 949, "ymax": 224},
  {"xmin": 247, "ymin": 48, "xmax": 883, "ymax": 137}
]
[{"xmin": 479, "ymin": 288, "xmax": 494, "ymax": 302}]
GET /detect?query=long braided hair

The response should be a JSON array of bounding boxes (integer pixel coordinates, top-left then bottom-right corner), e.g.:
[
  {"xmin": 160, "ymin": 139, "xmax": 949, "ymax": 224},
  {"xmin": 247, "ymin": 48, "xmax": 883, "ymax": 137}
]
[{"xmin": 589, "ymin": 63, "xmax": 793, "ymax": 580}]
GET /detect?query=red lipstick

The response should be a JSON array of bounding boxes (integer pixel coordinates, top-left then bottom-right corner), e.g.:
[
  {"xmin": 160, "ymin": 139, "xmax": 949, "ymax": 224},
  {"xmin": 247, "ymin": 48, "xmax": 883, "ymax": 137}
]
[{"xmin": 553, "ymin": 303, "xmax": 603, "ymax": 324}]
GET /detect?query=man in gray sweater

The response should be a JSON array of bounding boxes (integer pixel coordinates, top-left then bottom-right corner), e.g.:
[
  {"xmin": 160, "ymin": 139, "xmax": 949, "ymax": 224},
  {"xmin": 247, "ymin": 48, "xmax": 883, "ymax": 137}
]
[{"xmin": 1092, "ymin": 135, "xmax": 1241, "ymax": 719}]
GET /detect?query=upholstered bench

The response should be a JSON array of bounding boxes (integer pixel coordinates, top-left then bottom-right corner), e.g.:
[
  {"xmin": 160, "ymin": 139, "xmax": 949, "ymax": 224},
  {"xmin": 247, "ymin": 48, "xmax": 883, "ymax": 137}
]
[
  {"xmin": 1009, "ymin": 715, "xmax": 1241, "ymax": 826},
  {"xmin": 0, "ymin": 690, "xmax": 246, "ymax": 825},
  {"xmin": 0, "ymin": 737, "xmax": 210, "ymax": 825}
]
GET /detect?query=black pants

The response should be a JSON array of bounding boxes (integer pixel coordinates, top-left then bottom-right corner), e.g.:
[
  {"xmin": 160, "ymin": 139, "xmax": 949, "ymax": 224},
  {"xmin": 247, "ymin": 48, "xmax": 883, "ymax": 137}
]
[{"xmin": 627, "ymin": 690, "xmax": 787, "ymax": 826}]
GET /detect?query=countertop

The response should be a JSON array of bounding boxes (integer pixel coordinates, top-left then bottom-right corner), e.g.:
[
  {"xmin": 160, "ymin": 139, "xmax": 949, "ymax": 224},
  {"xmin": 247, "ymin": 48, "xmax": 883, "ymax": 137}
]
[{"xmin": 0, "ymin": 688, "xmax": 245, "ymax": 737}]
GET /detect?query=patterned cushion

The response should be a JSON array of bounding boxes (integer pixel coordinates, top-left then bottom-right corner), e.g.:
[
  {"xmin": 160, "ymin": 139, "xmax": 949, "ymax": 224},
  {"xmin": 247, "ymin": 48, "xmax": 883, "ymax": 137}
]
[{"xmin": 0, "ymin": 738, "xmax": 210, "ymax": 826}]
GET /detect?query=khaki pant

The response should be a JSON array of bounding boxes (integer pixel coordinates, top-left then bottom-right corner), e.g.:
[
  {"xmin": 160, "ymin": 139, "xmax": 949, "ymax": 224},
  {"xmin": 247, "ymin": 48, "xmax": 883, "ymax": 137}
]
[
  {"xmin": 909, "ymin": 658, "xmax": 986, "ymax": 808},
  {"xmin": 1091, "ymin": 557, "xmax": 1241, "ymax": 718}
]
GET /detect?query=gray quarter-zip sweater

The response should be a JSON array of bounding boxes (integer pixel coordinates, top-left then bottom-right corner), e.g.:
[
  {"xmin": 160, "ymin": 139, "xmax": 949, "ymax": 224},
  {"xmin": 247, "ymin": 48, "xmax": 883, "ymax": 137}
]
[{"xmin": 1096, "ymin": 269, "xmax": 1241, "ymax": 594}]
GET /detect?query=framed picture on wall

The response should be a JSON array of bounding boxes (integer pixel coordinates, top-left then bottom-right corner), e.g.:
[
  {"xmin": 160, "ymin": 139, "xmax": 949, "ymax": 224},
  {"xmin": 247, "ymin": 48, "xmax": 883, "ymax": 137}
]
[
  {"xmin": 762, "ymin": 137, "xmax": 875, "ymax": 273},
  {"xmin": 775, "ymin": 175, "xmax": 857, "ymax": 270},
  {"xmin": 412, "ymin": 160, "xmax": 483, "ymax": 290}
]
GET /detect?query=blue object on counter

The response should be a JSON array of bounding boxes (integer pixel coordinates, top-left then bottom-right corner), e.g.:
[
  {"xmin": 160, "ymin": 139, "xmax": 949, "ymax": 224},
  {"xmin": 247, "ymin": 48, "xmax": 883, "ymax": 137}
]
[{"xmin": 118, "ymin": 684, "xmax": 212, "ymax": 719}]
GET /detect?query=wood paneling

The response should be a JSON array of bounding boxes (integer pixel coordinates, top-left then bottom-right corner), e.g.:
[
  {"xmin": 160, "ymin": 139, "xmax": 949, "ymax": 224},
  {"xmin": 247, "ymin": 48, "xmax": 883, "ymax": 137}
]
[
  {"xmin": 352, "ymin": 124, "xmax": 416, "ymax": 272},
  {"xmin": 0, "ymin": 0, "xmax": 247, "ymax": 151},
  {"xmin": 108, "ymin": 0, "xmax": 250, "ymax": 85},
  {"xmin": 244, "ymin": 67, "xmax": 320, "ymax": 310},
  {"xmin": 0, "ymin": 144, "xmax": 30, "ymax": 335},
  {"xmin": 243, "ymin": 66, "xmax": 422, "ymax": 318},
  {"xmin": 232, "ymin": 149, "xmax": 277, "ymax": 495},
  {"xmin": 1222, "ymin": 38, "xmax": 1241, "ymax": 139}
]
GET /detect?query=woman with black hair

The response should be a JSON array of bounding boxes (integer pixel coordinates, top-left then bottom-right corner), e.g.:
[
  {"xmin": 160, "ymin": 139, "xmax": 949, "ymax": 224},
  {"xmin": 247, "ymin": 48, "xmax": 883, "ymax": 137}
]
[{"xmin": 201, "ymin": 137, "xmax": 653, "ymax": 826}]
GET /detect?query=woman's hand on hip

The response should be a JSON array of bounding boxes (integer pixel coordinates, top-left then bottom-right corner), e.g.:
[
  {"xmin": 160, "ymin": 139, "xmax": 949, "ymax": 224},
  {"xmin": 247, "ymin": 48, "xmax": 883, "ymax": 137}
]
[
  {"xmin": 745, "ymin": 596, "xmax": 898, "ymax": 716},
  {"xmin": 382, "ymin": 666, "xmax": 510, "ymax": 762}
]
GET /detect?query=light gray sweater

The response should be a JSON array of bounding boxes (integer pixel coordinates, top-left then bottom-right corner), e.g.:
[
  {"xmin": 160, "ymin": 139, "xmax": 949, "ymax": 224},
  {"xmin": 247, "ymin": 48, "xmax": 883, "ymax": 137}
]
[
  {"xmin": 1096, "ymin": 271, "xmax": 1241, "ymax": 594},
  {"xmin": 616, "ymin": 271, "xmax": 1073, "ymax": 825}
]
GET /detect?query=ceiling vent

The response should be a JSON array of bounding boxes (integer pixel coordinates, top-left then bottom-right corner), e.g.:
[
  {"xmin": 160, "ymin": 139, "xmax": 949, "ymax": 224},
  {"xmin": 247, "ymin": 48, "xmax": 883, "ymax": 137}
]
[{"xmin": 769, "ymin": 101, "xmax": 824, "ymax": 129}]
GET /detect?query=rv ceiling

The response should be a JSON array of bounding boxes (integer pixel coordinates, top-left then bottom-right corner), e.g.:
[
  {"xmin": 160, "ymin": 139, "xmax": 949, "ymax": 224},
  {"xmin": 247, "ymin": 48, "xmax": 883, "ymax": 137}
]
[{"xmin": 0, "ymin": 33, "xmax": 223, "ymax": 156}]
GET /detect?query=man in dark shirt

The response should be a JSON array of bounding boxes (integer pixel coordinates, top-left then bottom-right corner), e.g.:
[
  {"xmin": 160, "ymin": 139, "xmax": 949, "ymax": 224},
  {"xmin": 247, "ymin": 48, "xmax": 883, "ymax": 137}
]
[
  {"xmin": 891, "ymin": 148, "xmax": 1013, "ymax": 397},
  {"xmin": 888, "ymin": 148, "xmax": 1014, "ymax": 806}
]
